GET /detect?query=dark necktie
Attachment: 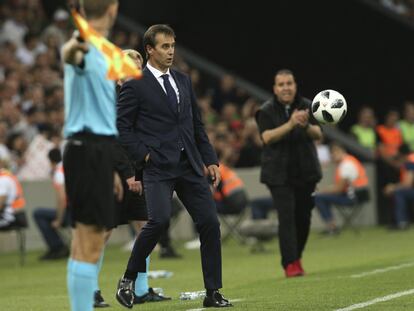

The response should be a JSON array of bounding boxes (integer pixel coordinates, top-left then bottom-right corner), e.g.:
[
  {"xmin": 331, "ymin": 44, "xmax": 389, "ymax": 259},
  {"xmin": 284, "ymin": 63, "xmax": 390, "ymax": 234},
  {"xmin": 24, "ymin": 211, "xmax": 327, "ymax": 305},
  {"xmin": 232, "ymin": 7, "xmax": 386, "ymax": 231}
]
[
  {"xmin": 285, "ymin": 105, "xmax": 290, "ymax": 118},
  {"xmin": 161, "ymin": 74, "xmax": 178, "ymax": 109}
]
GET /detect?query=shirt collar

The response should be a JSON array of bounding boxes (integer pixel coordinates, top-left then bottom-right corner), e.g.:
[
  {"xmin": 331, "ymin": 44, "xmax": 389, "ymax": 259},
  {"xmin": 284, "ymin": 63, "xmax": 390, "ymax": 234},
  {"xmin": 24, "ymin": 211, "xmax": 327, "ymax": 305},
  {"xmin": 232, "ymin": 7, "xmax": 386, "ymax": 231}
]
[{"xmin": 146, "ymin": 62, "xmax": 171, "ymax": 79}]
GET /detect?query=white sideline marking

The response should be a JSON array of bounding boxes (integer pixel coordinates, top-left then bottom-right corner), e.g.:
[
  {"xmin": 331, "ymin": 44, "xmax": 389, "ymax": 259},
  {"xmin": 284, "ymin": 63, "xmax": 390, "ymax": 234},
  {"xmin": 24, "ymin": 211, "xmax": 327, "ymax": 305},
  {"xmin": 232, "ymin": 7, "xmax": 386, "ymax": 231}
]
[
  {"xmin": 350, "ymin": 262, "xmax": 414, "ymax": 278},
  {"xmin": 186, "ymin": 298, "xmax": 244, "ymax": 311},
  {"xmin": 334, "ymin": 289, "xmax": 414, "ymax": 311}
]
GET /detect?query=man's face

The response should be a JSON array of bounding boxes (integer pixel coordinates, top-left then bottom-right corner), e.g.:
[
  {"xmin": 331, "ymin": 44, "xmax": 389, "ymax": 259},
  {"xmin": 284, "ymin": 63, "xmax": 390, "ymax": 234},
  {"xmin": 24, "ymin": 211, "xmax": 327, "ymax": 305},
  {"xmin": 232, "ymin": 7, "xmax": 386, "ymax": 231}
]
[
  {"xmin": 273, "ymin": 74, "xmax": 297, "ymax": 105},
  {"xmin": 147, "ymin": 33, "xmax": 175, "ymax": 71},
  {"xmin": 330, "ymin": 145, "xmax": 344, "ymax": 164}
]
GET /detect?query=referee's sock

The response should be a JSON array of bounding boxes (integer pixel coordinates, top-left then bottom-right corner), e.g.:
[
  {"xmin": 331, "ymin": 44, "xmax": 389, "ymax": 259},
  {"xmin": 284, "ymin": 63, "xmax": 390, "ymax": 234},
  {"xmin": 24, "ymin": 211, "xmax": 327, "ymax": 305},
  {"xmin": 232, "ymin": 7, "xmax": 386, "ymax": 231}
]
[
  {"xmin": 67, "ymin": 259, "xmax": 96, "ymax": 311},
  {"xmin": 94, "ymin": 250, "xmax": 105, "ymax": 291},
  {"xmin": 135, "ymin": 256, "xmax": 150, "ymax": 296}
]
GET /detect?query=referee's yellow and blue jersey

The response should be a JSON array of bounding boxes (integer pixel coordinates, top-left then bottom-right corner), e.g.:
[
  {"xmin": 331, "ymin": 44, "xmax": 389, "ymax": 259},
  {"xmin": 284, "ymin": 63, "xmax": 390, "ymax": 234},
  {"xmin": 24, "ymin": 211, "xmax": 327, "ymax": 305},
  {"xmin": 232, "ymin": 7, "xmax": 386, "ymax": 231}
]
[{"xmin": 63, "ymin": 45, "xmax": 118, "ymax": 137}]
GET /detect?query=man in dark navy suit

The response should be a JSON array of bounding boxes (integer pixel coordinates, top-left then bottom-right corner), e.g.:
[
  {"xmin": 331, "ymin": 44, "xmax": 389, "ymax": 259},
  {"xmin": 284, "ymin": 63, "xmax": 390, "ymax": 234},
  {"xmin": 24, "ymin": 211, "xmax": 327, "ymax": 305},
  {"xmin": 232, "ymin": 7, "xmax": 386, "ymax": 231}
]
[{"xmin": 115, "ymin": 24, "xmax": 232, "ymax": 308}]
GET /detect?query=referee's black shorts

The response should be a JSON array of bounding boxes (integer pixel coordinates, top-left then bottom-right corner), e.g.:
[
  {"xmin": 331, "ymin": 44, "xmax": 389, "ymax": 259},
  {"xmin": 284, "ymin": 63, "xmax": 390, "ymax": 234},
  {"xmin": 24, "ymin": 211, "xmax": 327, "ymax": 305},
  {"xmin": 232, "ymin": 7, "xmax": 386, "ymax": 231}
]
[
  {"xmin": 115, "ymin": 178, "xmax": 148, "ymax": 227},
  {"xmin": 63, "ymin": 132, "xmax": 118, "ymax": 229}
]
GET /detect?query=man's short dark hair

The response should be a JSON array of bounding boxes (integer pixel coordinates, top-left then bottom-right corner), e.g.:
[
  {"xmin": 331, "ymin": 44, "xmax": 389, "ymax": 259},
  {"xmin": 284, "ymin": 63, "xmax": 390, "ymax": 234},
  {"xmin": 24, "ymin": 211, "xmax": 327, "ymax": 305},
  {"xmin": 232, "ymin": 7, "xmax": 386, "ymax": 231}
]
[
  {"xmin": 275, "ymin": 69, "xmax": 294, "ymax": 77},
  {"xmin": 83, "ymin": 0, "xmax": 117, "ymax": 19},
  {"xmin": 48, "ymin": 148, "xmax": 62, "ymax": 164},
  {"xmin": 143, "ymin": 24, "xmax": 175, "ymax": 58}
]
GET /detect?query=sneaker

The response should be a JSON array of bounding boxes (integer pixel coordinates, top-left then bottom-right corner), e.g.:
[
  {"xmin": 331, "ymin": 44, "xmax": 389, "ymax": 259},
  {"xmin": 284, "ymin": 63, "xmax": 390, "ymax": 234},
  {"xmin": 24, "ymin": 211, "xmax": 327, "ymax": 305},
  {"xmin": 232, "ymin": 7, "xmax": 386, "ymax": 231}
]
[
  {"xmin": 115, "ymin": 278, "xmax": 134, "ymax": 309},
  {"xmin": 203, "ymin": 291, "xmax": 233, "ymax": 308},
  {"xmin": 284, "ymin": 262, "xmax": 304, "ymax": 278},
  {"xmin": 94, "ymin": 290, "xmax": 110, "ymax": 308},
  {"xmin": 134, "ymin": 287, "xmax": 172, "ymax": 304}
]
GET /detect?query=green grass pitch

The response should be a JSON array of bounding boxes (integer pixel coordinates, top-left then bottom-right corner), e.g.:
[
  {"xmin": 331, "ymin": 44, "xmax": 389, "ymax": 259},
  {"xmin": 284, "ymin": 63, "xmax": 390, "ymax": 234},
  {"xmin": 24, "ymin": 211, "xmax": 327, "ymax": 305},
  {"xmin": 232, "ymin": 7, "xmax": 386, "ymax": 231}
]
[{"xmin": 1, "ymin": 227, "xmax": 414, "ymax": 310}]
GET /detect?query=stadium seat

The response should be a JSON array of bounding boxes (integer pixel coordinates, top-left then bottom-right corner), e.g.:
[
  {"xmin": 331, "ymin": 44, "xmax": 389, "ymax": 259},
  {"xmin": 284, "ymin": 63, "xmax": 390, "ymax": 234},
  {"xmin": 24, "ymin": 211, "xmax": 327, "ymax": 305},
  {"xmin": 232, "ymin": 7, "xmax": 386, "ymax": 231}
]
[
  {"xmin": 335, "ymin": 188, "xmax": 370, "ymax": 233},
  {"xmin": 238, "ymin": 219, "xmax": 278, "ymax": 253},
  {"xmin": 218, "ymin": 207, "xmax": 249, "ymax": 244},
  {"xmin": 0, "ymin": 212, "xmax": 28, "ymax": 266}
]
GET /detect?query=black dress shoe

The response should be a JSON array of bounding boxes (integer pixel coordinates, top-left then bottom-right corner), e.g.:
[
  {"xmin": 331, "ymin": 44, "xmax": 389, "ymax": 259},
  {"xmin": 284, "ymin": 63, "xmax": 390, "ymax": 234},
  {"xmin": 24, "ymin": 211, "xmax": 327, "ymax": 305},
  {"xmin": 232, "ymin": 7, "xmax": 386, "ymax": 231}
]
[
  {"xmin": 115, "ymin": 278, "xmax": 134, "ymax": 309},
  {"xmin": 134, "ymin": 288, "xmax": 172, "ymax": 304},
  {"xmin": 94, "ymin": 290, "xmax": 110, "ymax": 308},
  {"xmin": 203, "ymin": 291, "xmax": 233, "ymax": 308},
  {"xmin": 159, "ymin": 246, "xmax": 182, "ymax": 259}
]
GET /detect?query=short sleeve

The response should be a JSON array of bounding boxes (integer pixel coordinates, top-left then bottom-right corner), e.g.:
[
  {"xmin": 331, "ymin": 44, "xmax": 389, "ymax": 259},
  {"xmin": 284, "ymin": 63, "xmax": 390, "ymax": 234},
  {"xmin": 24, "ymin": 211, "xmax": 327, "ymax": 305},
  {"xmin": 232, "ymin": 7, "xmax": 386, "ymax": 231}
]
[
  {"xmin": 0, "ymin": 177, "xmax": 11, "ymax": 196},
  {"xmin": 255, "ymin": 110, "xmax": 275, "ymax": 135},
  {"xmin": 338, "ymin": 161, "xmax": 358, "ymax": 182},
  {"xmin": 53, "ymin": 164, "xmax": 65, "ymax": 186}
]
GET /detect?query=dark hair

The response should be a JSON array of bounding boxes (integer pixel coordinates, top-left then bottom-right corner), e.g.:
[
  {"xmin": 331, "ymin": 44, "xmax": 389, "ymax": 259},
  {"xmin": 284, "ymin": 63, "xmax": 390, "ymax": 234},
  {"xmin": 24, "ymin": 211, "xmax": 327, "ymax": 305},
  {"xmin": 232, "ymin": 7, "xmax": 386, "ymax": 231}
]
[
  {"xmin": 83, "ymin": 0, "xmax": 118, "ymax": 19},
  {"xmin": 329, "ymin": 142, "xmax": 346, "ymax": 152},
  {"xmin": 48, "ymin": 148, "xmax": 62, "ymax": 164},
  {"xmin": 143, "ymin": 24, "xmax": 175, "ymax": 58},
  {"xmin": 275, "ymin": 69, "xmax": 294, "ymax": 77}
]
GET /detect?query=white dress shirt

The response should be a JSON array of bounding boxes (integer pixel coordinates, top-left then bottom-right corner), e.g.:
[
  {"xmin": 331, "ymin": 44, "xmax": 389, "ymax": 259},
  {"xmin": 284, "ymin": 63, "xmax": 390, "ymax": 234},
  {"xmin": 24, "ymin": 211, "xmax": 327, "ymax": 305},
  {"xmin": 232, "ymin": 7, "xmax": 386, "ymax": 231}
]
[{"xmin": 146, "ymin": 62, "xmax": 180, "ymax": 103}]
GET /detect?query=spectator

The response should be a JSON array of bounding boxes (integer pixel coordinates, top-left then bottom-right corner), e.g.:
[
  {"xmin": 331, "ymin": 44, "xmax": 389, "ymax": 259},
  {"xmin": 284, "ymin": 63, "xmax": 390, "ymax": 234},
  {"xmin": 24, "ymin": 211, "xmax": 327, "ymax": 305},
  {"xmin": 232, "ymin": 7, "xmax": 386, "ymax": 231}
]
[
  {"xmin": 42, "ymin": 8, "xmax": 70, "ymax": 49},
  {"xmin": 398, "ymin": 101, "xmax": 414, "ymax": 152},
  {"xmin": 315, "ymin": 138, "xmax": 331, "ymax": 166},
  {"xmin": 213, "ymin": 162, "xmax": 248, "ymax": 215},
  {"xmin": 376, "ymin": 109, "xmax": 403, "ymax": 166},
  {"xmin": 212, "ymin": 74, "xmax": 243, "ymax": 112},
  {"xmin": 383, "ymin": 144, "xmax": 414, "ymax": 230},
  {"xmin": 0, "ymin": 153, "xmax": 27, "ymax": 231},
  {"xmin": 235, "ymin": 118, "xmax": 262, "ymax": 168},
  {"xmin": 315, "ymin": 143, "xmax": 369, "ymax": 235},
  {"xmin": 16, "ymin": 123, "xmax": 54, "ymax": 181},
  {"xmin": 350, "ymin": 106, "xmax": 377, "ymax": 150},
  {"xmin": 0, "ymin": 6, "xmax": 28, "ymax": 47},
  {"xmin": 16, "ymin": 32, "xmax": 47, "ymax": 66},
  {"xmin": 33, "ymin": 148, "xmax": 69, "ymax": 260}
]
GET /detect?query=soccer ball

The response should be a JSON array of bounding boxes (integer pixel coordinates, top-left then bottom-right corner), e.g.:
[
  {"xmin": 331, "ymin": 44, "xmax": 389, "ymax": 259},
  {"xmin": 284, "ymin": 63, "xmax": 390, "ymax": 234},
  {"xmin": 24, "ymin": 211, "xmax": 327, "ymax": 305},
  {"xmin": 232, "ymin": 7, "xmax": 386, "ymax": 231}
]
[{"xmin": 311, "ymin": 89, "xmax": 347, "ymax": 124}]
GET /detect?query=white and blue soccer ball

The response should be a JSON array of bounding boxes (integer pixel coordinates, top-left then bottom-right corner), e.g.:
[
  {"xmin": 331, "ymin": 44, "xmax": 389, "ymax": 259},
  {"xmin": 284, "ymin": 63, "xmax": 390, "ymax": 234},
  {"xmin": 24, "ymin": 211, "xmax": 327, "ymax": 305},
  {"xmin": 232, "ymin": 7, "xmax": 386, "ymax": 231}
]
[{"xmin": 311, "ymin": 89, "xmax": 347, "ymax": 124}]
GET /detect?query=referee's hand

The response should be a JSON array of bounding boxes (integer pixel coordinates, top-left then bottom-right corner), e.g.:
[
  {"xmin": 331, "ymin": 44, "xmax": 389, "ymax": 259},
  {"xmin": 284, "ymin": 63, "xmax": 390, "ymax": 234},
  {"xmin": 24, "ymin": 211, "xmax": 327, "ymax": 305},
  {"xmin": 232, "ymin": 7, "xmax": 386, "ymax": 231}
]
[{"xmin": 114, "ymin": 172, "xmax": 124, "ymax": 202}]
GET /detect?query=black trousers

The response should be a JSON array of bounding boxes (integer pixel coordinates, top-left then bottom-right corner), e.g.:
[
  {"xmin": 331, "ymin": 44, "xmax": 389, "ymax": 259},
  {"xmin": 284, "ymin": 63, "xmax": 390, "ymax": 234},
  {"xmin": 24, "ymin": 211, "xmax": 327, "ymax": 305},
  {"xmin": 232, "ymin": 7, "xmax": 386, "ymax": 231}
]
[
  {"xmin": 267, "ymin": 183, "xmax": 316, "ymax": 268},
  {"xmin": 126, "ymin": 158, "xmax": 222, "ymax": 290}
]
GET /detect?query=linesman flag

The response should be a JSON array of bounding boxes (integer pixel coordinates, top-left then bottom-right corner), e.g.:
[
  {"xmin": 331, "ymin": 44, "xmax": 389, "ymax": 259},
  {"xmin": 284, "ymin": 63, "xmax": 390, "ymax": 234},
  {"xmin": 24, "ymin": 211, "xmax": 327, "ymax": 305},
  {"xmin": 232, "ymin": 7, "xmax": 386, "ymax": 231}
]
[{"xmin": 71, "ymin": 9, "xmax": 142, "ymax": 81}]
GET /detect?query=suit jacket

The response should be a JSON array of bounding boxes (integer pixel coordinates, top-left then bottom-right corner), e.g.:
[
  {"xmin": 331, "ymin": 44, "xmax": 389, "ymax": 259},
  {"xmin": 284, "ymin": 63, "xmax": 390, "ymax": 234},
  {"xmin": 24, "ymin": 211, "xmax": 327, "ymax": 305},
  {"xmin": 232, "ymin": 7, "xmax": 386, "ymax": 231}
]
[{"xmin": 117, "ymin": 67, "xmax": 218, "ymax": 178}]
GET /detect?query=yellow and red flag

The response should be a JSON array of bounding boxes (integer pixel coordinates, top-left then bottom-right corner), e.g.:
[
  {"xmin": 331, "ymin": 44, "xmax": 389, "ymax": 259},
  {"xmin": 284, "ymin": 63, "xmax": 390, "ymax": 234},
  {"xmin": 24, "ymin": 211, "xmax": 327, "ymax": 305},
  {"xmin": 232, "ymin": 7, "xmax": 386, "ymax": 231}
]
[{"xmin": 71, "ymin": 9, "xmax": 142, "ymax": 81}]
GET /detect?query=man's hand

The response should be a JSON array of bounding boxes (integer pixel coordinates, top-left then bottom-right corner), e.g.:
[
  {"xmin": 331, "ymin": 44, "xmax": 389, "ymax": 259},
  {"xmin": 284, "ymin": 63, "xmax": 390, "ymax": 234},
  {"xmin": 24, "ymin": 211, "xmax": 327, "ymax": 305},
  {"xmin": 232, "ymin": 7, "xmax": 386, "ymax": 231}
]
[
  {"xmin": 289, "ymin": 109, "xmax": 309, "ymax": 128},
  {"xmin": 297, "ymin": 109, "xmax": 310, "ymax": 128},
  {"xmin": 207, "ymin": 164, "xmax": 221, "ymax": 188},
  {"xmin": 126, "ymin": 176, "xmax": 143, "ymax": 195},
  {"xmin": 384, "ymin": 183, "xmax": 396, "ymax": 196},
  {"xmin": 114, "ymin": 172, "xmax": 124, "ymax": 202},
  {"xmin": 51, "ymin": 219, "xmax": 61, "ymax": 229},
  {"xmin": 62, "ymin": 33, "xmax": 89, "ymax": 65}
]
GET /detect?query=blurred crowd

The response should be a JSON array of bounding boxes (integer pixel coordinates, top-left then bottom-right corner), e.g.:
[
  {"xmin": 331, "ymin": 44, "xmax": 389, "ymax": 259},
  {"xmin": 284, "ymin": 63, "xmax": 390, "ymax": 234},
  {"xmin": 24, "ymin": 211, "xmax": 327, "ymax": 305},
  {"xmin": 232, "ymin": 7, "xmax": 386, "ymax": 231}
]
[
  {"xmin": 0, "ymin": 0, "xmax": 263, "ymax": 181},
  {"xmin": 378, "ymin": 0, "xmax": 414, "ymax": 21}
]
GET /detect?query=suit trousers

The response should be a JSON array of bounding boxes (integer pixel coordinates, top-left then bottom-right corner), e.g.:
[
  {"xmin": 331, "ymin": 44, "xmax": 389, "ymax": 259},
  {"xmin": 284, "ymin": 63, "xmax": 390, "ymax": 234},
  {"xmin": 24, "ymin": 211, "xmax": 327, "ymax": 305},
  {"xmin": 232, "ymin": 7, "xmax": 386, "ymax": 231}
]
[
  {"xmin": 127, "ymin": 156, "xmax": 223, "ymax": 290},
  {"xmin": 267, "ymin": 183, "xmax": 315, "ymax": 268}
]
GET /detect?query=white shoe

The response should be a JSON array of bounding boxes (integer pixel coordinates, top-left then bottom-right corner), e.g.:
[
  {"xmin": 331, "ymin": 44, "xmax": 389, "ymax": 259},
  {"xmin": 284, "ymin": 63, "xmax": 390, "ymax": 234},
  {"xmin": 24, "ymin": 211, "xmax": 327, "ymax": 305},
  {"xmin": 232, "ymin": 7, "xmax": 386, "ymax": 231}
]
[{"xmin": 184, "ymin": 239, "xmax": 200, "ymax": 250}]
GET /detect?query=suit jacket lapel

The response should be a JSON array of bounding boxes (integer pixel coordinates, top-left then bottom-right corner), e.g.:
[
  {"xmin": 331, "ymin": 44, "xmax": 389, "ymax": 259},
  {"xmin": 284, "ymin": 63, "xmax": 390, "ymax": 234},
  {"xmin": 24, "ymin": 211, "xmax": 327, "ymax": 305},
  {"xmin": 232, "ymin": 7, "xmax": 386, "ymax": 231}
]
[
  {"xmin": 143, "ymin": 67, "xmax": 177, "ymax": 116},
  {"xmin": 170, "ymin": 70, "xmax": 184, "ymax": 112}
]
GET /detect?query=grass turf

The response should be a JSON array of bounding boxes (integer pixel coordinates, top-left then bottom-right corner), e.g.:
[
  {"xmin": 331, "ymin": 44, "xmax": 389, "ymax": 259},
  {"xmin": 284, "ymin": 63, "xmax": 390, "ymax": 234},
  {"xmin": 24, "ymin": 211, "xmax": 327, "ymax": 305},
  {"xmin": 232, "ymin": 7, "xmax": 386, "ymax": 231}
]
[{"xmin": 1, "ymin": 227, "xmax": 414, "ymax": 310}]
